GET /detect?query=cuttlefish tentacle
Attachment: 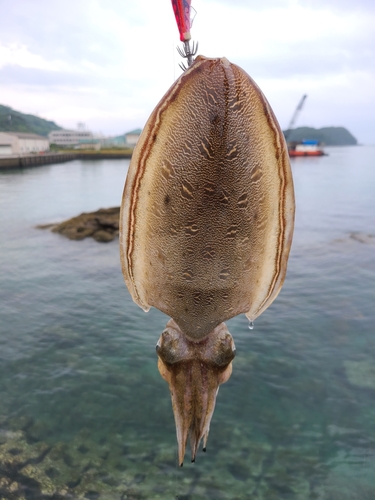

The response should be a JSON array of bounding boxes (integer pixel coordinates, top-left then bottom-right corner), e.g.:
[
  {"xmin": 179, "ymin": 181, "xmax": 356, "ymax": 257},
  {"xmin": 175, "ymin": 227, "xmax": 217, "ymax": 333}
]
[
  {"xmin": 120, "ymin": 56, "xmax": 295, "ymax": 464},
  {"xmin": 156, "ymin": 320, "xmax": 235, "ymax": 465}
]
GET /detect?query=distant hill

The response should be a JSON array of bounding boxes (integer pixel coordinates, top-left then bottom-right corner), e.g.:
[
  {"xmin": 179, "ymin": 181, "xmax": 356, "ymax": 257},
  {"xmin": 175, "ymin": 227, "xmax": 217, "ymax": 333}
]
[
  {"xmin": 0, "ymin": 104, "xmax": 63, "ymax": 137},
  {"xmin": 283, "ymin": 126, "xmax": 357, "ymax": 146}
]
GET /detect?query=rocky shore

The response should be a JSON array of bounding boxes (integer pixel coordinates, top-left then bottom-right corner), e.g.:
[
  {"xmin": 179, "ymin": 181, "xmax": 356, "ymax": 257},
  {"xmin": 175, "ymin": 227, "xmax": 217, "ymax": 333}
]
[{"xmin": 37, "ymin": 207, "xmax": 120, "ymax": 243}]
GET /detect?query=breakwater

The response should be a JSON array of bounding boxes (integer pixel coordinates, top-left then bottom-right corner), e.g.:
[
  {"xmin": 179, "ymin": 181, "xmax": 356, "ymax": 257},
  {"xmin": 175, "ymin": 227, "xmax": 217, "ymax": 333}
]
[{"xmin": 0, "ymin": 151, "xmax": 132, "ymax": 169}]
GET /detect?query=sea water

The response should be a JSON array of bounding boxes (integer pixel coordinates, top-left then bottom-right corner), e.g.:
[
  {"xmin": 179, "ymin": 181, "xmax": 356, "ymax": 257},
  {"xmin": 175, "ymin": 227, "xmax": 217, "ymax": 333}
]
[{"xmin": 0, "ymin": 147, "xmax": 374, "ymax": 499}]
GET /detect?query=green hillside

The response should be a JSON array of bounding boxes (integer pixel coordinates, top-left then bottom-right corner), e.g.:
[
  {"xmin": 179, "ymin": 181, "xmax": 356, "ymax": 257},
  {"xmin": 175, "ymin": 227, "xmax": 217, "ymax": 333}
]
[
  {"xmin": 283, "ymin": 126, "xmax": 357, "ymax": 146},
  {"xmin": 0, "ymin": 104, "xmax": 63, "ymax": 137}
]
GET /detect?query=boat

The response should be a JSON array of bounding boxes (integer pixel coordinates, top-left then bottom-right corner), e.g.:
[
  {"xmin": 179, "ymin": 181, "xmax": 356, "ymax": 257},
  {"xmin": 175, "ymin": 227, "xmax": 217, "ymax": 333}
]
[
  {"xmin": 285, "ymin": 96, "xmax": 327, "ymax": 157},
  {"xmin": 288, "ymin": 139, "xmax": 326, "ymax": 157}
]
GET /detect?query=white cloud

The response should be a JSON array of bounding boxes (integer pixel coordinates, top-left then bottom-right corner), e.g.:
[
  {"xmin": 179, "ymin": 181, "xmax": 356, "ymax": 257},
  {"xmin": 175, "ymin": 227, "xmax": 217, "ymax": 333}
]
[
  {"xmin": 0, "ymin": 0, "xmax": 374, "ymax": 143},
  {"xmin": 0, "ymin": 43, "xmax": 70, "ymax": 71}
]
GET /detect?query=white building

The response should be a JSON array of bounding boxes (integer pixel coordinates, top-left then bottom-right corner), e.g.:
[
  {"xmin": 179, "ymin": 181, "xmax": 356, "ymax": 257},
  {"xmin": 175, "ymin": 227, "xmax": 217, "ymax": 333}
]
[
  {"xmin": 124, "ymin": 128, "xmax": 142, "ymax": 146},
  {"xmin": 49, "ymin": 130, "xmax": 93, "ymax": 146},
  {"xmin": 74, "ymin": 139, "xmax": 101, "ymax": 150},
  {"xmin": 0, "ymin": 132, "xmax": 49, "ymax": 155}
]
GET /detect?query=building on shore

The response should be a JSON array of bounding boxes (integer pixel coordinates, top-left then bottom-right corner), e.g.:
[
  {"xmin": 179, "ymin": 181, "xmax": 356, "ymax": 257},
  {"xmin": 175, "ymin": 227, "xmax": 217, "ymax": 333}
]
[
  {"xmin": 124, "ymin": 128, "xmax": 142, "ymax": 146},
  {"xmin": 0, "ymin": 132, "xmax": 49, "ymax": 155},
  {"xmin": 101, "ymin": 128, "xmax": 142, "ymax": 148},
  {"xmin": 48, "ymin": 130, "xmax": 94, "ymax": 146},
  {"xmin": 74, "ymin": 139, "xmax": 101, "ymax": 150},
  {"xmin": 101, "ymin": 135, "xmax": 125, "ymax": 147},
  {"xmin": 48, "ymin": 127, "xmax": 142, "ymax": 149}
]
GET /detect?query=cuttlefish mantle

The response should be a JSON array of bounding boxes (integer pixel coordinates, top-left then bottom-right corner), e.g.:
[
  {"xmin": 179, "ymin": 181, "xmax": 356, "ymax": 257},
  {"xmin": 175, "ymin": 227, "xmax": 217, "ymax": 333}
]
[{"xmin": 120, "ymin": 56, "xmax": 295, "ymax": 465}]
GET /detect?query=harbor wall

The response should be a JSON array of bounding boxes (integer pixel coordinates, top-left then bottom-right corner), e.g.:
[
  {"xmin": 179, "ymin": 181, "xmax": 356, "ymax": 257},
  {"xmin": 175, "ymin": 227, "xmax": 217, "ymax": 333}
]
[{"xmin": 0, "ymin": 152, "xmax": 132, "ymax": 170}]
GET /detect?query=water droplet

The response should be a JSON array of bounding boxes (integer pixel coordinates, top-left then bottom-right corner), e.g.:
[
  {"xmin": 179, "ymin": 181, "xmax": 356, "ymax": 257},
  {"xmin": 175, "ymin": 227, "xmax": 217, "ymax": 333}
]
[{"xmin": 248, "ymin": 320, "xmax": 254, "ymax": 330}]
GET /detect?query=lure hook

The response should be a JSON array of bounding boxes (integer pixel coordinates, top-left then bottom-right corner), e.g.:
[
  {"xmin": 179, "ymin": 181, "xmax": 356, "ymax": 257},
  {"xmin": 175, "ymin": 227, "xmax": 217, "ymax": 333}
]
[{"xmin": 177, "ymin": 40, "xmax": 198, "ymax": 70}]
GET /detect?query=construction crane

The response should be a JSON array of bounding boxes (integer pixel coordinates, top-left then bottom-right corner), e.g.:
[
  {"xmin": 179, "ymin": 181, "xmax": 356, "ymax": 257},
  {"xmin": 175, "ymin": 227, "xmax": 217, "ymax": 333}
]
[{"xmin": 285, "ymin": 94, "xmax": 307, "ymax": 142}]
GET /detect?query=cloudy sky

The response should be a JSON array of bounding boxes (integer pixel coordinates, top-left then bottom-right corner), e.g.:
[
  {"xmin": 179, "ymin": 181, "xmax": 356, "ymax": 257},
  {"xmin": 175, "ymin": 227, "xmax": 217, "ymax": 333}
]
[{"xmin": 1, "ymin": 0, "xmax": 374, "ymax": 143}]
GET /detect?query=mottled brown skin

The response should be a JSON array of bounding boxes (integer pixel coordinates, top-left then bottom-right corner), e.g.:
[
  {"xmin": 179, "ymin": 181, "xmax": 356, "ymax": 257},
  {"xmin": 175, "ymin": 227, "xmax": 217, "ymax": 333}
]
[{"xmin": 120, "ymin": 56, "xmax": 295, "ymax": 465}]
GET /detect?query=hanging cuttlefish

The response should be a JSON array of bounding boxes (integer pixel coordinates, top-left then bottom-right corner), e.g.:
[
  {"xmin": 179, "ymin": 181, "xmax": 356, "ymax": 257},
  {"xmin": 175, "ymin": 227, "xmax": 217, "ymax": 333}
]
[{"xmin": 120, "ymin": 0, "xmax": 295, "ymax": 466}]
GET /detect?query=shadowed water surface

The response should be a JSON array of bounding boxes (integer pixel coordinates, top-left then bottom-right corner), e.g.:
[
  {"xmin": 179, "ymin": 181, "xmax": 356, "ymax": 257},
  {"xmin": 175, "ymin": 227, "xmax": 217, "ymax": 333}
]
[{"xmin": 0, "ymin": 147, "xmax": 374, "ymax": 498}]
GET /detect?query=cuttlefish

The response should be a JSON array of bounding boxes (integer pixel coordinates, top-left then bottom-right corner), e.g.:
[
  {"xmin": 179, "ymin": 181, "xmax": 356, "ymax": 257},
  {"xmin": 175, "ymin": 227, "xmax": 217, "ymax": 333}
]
[{"xmin": 120, "ymin": 56, "xmax": 295, "ymax": 466}]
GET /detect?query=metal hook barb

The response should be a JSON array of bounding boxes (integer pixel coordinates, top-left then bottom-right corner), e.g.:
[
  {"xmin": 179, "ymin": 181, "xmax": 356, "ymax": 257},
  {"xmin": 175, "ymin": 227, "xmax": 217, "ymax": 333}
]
[{"xmin": 177, "ymin": 40, "xmax": 198, "ymax": 70}]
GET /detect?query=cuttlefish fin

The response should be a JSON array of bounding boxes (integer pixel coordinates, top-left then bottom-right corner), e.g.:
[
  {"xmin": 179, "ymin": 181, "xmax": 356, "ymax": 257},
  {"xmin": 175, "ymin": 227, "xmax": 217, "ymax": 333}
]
[{"xmin": 157, "ymin": 321, "xmax": 235, "ymax": 466}]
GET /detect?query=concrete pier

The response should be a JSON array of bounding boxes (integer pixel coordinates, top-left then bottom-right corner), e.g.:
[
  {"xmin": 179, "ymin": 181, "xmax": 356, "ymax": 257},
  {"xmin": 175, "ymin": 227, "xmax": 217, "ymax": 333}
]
[
  {"xmin": 0, "ymin": 151, "xmax": 132, "ymax": 169},
  {"xmin": 0, "ymin": 153, "xmax": 76, "ymax": 169}
]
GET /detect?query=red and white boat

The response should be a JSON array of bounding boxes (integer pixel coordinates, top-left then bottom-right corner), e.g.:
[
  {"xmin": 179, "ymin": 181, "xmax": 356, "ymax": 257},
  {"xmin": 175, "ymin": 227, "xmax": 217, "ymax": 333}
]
[{"xmin": 288, "ymin": 140, "xmax": 326, "ymax": 157}]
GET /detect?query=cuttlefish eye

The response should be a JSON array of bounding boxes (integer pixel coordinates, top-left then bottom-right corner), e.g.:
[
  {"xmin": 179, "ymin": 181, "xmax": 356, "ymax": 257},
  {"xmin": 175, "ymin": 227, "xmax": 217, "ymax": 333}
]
[
  {"xmin": 207, "ymin": 329, "xmax": 236, "ymax": 368},
  {"xmin": 156, "ymin": 325, "xmax": 187, "ymax": 365}
]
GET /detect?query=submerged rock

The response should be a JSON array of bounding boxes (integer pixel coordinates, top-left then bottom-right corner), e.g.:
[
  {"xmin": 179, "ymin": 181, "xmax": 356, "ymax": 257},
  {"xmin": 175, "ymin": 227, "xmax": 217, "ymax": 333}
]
[
  {"xmin": 349, "ymin": 232, "xmax": 375, "ymax": 245},
  {"xmin": 37, "ymin": 207, "xmax": 120, "ymax": 243},
  {"xmin": 0, "ymin": 422, "xmax": 337, "ymax": 499},
  {"xmin": 344, "ymin": 360, "xmax": 375, "ymax": 390},
  {"xmin": 333, "ymin": 232, "xmax": 375, "ymax": 245}
]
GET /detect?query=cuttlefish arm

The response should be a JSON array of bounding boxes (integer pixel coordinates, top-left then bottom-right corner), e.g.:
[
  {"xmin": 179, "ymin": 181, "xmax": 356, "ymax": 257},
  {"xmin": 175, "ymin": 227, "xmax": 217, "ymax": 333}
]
[
  {"xmin": 157, "ymin": 320, "xmax": 235, "ymax": 465},
  {"xmin": 120, "ymin": 56, "xmax": 294, "ymax": 464}
]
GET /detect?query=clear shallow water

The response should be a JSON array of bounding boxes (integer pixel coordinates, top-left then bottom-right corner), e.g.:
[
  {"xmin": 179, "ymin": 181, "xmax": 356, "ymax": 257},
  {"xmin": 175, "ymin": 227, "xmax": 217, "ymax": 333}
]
[{"xmin": 0, "ymin": 148, "xmax": 374, "ymax": 499}]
